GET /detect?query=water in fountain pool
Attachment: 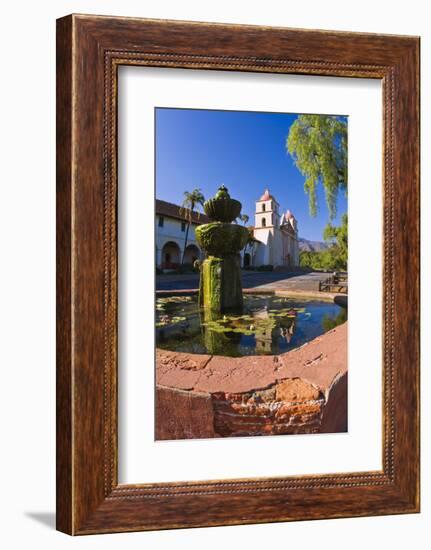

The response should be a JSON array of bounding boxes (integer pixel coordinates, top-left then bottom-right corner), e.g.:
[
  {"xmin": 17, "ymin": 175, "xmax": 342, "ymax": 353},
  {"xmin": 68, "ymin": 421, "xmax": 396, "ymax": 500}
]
[{"xmin": 156, "ymin": 294, "xmax": 347, "ymax": 357}]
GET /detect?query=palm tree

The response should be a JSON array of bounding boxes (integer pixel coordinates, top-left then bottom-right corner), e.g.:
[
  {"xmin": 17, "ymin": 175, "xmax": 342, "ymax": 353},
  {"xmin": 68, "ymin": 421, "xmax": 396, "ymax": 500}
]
[
  {"xmin": 179, "ymin": 188, "xmax": 205, "ymax": 264},
  {"xmin": 239, "ymin": 213, "xmax": 249, "ymax": 225}
]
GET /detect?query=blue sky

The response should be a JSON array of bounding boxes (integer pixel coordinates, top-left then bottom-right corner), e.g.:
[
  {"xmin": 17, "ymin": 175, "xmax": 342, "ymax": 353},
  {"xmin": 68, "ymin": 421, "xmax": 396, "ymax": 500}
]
[{"xmin": 155, "ymin": 108, "xmax": 347, "ymax": 241}]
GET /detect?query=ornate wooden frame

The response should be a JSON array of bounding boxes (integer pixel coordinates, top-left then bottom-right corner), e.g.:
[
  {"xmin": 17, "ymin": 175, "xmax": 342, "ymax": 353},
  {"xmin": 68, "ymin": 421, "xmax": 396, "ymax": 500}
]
[{"xmin": 56, "ymin": 14, "xmax": 420, "ymax": 534}]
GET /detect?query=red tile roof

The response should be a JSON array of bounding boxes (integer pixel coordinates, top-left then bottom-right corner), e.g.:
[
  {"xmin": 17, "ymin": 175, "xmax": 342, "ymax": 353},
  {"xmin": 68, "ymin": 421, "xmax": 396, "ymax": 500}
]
[
  {"xmin": 257, "ymin": 188, "xmax": 278, "ymax": 202},
  {"xmin": 155, "ymin": 199, "xmax": 211, "ymax": 225}
]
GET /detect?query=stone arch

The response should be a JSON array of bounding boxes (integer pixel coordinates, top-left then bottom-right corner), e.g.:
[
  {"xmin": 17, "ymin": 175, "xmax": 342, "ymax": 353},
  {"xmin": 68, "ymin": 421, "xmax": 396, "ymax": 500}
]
[
  {"xmin": 183, "ymin": 244, "xmax": 200, "ymax": 265},
  {"xmin": 161, "ymin": 241, "xmax": 181, "ymax": 269}
]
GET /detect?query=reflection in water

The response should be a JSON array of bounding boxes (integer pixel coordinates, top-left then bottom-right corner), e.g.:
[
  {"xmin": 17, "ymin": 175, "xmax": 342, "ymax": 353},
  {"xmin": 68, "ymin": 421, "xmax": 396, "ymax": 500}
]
[
  {"xmin": 156, "ymin": 294, "xmax": 347, "ymax": 357},
  {"xmin": 322, "ymin": 307, "xmax": 348, "ymax": 332}
]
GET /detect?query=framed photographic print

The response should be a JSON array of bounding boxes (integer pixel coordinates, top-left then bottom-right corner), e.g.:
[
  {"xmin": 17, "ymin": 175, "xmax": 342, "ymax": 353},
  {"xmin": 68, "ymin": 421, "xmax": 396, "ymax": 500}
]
[{"xmin": 56, "ymin": 14, "xmax": 420, "ymax": 534}]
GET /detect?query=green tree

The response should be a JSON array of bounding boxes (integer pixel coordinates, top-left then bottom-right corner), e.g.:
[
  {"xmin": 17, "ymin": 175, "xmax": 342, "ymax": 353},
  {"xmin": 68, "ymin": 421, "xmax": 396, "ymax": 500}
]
[
  {"xmin": 323, "ymin": 213, "xmax": 348, "ymax": 270},
  {"xmin": 286, "ymin": 115, "xmax": 347, "ymax": 220},
  {"xmin": 299, "ymin": 215, "xmax": 348, "ymax": 272},
  {"xmin": 299, "ymin": 251, "xmax": 313, "ymax": 269},
  {"xmin": 179, "ymin": 188, "xmax": 205, "ymax": 264}
]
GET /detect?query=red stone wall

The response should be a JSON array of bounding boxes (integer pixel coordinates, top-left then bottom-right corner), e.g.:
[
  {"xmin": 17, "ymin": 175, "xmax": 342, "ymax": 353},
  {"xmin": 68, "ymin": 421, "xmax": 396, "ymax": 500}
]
[
  {"xmin": 155, "ymin": 386, "xmax": 216, "ymax": 440},
  {"xmin": 212, "ymin": 379, "xmax": 325, "ymax": 437},
  {"xmin": 156, "ymin": 322, "xmax": 348, "ymax": 440}
]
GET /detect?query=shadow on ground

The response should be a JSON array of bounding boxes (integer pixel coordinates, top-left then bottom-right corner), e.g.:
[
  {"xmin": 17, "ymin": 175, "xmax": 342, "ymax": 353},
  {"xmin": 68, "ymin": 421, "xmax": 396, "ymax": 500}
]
[
  {"xmin": 25, "ymin": 511, "xmax": 56, "ymax": 530},
  {"xmin": 334, "ymin": 295, "xmax": 348, "ymax": 308},
  {"xmin": 156, "ymin": 270, "xmax": 327, "ymax": 292}
]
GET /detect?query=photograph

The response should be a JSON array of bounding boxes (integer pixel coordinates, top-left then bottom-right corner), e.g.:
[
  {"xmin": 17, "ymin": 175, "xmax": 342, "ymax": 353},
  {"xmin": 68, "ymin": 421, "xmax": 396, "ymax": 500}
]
[
  {"xmin": 0, "ymin": 0, "xmax": 424, "ymax": 544},
  {"xmin": 155, "ymin": 107, "xmax": 348, "ymax": 440}
]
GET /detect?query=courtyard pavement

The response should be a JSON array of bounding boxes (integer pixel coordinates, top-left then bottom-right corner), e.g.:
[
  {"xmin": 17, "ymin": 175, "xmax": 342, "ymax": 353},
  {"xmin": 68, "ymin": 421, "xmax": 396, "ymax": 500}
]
[{"xmin": 156, "ymin": 270, "xmax": 330, "ymax": 293}]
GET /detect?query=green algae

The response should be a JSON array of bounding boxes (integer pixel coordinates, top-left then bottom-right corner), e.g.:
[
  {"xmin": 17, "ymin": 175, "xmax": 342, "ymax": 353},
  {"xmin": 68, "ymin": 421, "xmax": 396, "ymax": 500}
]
[{"xmin": 195, "ymin": 222, "xmax": 249, "ymax": 257}]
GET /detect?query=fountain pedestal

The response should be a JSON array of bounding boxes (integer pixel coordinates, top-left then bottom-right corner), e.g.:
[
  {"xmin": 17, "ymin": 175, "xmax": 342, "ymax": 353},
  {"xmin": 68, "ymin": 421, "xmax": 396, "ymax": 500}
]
[
  {"xmin": 196, "ymin": 187, "xmax": 249, "ymax": 312},
  {"xmin": 201, "ymin": 254, "xmax": 243, "ymax": 311}
]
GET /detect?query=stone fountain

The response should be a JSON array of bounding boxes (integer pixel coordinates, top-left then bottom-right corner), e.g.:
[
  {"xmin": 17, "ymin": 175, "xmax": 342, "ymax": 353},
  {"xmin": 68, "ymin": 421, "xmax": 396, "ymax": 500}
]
[{"xmin": 196, "ymin": 185, "xmax": 249, "ymax": 312}]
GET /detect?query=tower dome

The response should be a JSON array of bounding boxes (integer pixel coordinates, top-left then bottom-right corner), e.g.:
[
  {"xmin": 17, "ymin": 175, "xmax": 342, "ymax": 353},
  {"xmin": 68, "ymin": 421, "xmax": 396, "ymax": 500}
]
[{"xmin": 259, "ymin": 188, "xmax": 275, "ymax": 201}]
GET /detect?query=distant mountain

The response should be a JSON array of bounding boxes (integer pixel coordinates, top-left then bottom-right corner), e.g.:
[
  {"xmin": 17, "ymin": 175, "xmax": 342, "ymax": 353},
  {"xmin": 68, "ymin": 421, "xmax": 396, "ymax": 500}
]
[{"xmin": 298, "ymin": 238, "xmax": 329, "ymax": 252}]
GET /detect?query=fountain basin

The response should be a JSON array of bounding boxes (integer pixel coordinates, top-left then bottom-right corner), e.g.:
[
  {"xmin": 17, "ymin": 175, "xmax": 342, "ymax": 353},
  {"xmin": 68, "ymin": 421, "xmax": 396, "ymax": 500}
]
[
  {"xmin": 195, "ymin": 222, "xmax": 249, "ymax": 256},
  {"xmin": 156, "ymin": 321, "xmax": 348, "ymax": 440},
  {"xmin": 203, "ymin": 183, "xmax": 242, "ymax": 222},
  {"xmin": 203, "ymin": 196, "xmax": 242, "ymax": 222},
  {"xmin": 155, "ymin": 290, "xmax": 348, "ymax": 440},
  {"xmin": 156, "ymin": 293, "xmax": 346, "ymax": 357}
]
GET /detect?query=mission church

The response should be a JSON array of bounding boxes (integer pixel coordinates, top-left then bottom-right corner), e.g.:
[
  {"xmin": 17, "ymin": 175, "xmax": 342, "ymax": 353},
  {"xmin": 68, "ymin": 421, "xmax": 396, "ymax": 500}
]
[
  {"xmin": 156, "ymin": 188, "xmax": 299, "ymax": 270},
  {"xmin": 251, "ymin": 189, "xmax": 299, "ymax": 268}
]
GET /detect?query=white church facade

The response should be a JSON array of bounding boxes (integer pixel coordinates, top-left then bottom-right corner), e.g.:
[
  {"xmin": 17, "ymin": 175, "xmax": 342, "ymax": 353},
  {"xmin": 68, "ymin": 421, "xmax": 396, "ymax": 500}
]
[
  {"xmin": 246, "ymin": 189, "xmax": 300, "ymax": 269},
  {"xmin": 155, "ymin": 199, "xmax": 208, "ymax": 270},
  {"xmin": 155, "ymin": 189, "xmax": 299, "ymax": 271}
]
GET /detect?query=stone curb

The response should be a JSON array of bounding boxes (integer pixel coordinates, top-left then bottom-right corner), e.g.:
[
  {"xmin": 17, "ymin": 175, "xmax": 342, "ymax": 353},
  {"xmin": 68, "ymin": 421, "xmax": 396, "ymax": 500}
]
[{"xmin": 156, "ymin": 322, "xmax": 348, "ymax": 440}]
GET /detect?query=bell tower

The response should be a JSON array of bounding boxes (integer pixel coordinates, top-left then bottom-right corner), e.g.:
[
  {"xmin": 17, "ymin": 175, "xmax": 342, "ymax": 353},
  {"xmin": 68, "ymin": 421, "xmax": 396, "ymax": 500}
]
[
  {"xmin": 253, "ymin": 189, "xmax": 281, "ymax": 266},
  {"xmin": 254, "ymin": 189, "xmax": 280, "ymax": 229}
]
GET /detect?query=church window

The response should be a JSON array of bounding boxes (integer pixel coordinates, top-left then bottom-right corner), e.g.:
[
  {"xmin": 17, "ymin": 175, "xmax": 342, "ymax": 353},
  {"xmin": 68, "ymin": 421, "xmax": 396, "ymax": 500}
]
[
  {"xmin": 158, "ymin": 216, "xmax": 164, "ymax": 228},
  {"xmin": 181, "ymin": 221, "xmax": 186, "ymax": 232},
  {"xmin": 262, "ymin": 203, "xmax": 266, "ymax": 212},
  {"xmin": 262, "ymin": 218, "xmax": 266, "ymax": 227}
]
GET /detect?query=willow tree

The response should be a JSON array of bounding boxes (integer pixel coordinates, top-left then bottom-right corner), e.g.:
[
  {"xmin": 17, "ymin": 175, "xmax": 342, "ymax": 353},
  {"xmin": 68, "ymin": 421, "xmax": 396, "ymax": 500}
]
[
  {"xmin": 286, "ymin": 115, "xmax": 347, "ymax": 220},
  {"xmin": 179, "ymin": 188, "xmax": 205, "ymax": 264}
]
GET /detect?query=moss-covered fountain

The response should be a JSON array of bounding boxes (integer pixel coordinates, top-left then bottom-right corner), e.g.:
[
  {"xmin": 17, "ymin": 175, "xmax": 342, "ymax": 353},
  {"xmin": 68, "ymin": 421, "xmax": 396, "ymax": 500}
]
[
  {"xmin": 155, "ymin": 187, "xmax": 348, "ymax": 440},
  {"xmin": 195, "ymin": 185, "xmax": 249, "ymax": 312}
]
